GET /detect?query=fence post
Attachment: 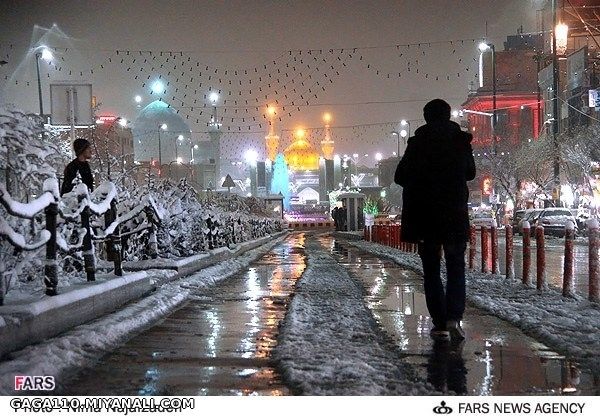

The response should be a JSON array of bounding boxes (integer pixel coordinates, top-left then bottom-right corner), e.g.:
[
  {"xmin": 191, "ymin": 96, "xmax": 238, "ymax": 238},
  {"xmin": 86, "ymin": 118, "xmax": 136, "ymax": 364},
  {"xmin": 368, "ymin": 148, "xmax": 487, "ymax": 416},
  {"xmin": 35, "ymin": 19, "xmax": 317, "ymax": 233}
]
[
  {"xmin": 505, "ymin": 225, "xmax": 514, "ymax": 280},
  {"xmin": 481, "ymin": 226, "xmax": 489, "ymax": 273},
  {"xmin": 145, "ymin": 207, "xmax": 158, "ymax": 258},
  {"xmin": 491, "ymin": 221, "xmax": 499, "ymax": 274},
  {"xmin": 522, "ymin": 221, "xmax": 531, "ymax": 286},
  {"xmin": 536, "ymin": 225, "xmax": 546, "ymax": 290},
  {"xmin": 110, "ymin": 199, "xmax": 123, "ymax": 276},
  {"xmin": 562, "ymin": 220, "xmax": 575, "ymax": 297},
  {"xmin": 44, "ymin": 201, "xmax": 59, "ymax": 296},
  {"xmin": 469, "ymin": 225, "xmax": 476, "ymax": 270},
  {"xmin": 588, "ymin": 218, "xmax": 599, "ymax": 303},
  {"xmin": 79, "ymin": 192, "xmax": 95, "ymax": 282}
]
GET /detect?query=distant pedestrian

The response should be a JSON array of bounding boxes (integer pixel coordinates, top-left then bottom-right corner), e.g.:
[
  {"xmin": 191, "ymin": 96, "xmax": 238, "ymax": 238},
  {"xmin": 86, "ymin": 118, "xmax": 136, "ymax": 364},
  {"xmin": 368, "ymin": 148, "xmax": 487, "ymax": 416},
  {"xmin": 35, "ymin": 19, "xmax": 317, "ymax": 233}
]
[
  {"xmin": 332, "ymin": 206, "xmax": 339, "ymax": 230},
  {"xmin": 394, "ymin": 99, "xmax": 476, "ymax": 341},
  {"xmin": 61, "ymin": 137, "xmax": 94, "ymax": 196}
]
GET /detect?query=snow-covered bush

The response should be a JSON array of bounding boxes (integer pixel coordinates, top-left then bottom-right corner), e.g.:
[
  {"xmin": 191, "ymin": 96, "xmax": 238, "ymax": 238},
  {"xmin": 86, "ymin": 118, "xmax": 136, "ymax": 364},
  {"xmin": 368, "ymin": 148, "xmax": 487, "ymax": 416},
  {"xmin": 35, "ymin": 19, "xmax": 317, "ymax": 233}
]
[{"xmin": 0, "ymin": 106, "xmax": 64, "ymax": 299}]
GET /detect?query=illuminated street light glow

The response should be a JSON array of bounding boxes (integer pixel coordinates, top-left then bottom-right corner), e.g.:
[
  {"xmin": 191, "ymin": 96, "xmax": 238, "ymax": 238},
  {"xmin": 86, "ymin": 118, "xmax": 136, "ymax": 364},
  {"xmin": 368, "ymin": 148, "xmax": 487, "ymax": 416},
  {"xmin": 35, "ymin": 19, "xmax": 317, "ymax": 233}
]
[
  {"xmin": 134, "ymin": 95, "xmax": 142, "ymax": 103},
  {"xmin": 244, "ymin": 149, "xmax": 258, "ymax": 164},
  {"xmin": 151, "ymin": 80, "xmax": 164, "ymax": 94},
  {"xmin": 478, "ymin": 41, "xmax": 491, "ymax": 52},
  {"xmin": 118, "ymin": 118, "xmax": 127, "ymax": 127},
  {"xmin": 160, "ymin": 123, "xmax": 167, "ymax": 130},
  {"xmin": 400, "ymin": 129, "xmax": 408, "ymax": 138},
  {"xmin": 40, "ymin": 47, "xmax": 53, "ymax": 61},
  {"xmin": 209, "ymin": 92, "xmax": 219, "ymax": 103},
  {"xmin": 375, "ymin": 152, "xmax": 383, "ymax": 161},
  {"xmin": 178, "ymin": 134, "xmax": 184, "ymax": 140},
  {"xmin": 555, "ymin": 22, "xmax": 569, "ymax": 55},
  {"xmin": 400, "ymin": 119, "xmax": 408, "ymax": 126},
  {"xmin": 295, "ymin": 128, "xmax": 305, "ymax": 139},
  {"xmin": 323, "ymin": 112, "xmax": 332, "ymax": 124}
]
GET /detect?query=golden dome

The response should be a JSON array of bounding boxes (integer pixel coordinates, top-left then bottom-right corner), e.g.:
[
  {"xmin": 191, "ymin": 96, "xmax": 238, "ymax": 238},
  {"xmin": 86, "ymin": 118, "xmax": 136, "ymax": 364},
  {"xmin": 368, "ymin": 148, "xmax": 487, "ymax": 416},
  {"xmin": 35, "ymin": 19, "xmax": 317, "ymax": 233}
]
[{"xmin": 284, "ymin": 137, "xmax": 320, "ymax": 171}]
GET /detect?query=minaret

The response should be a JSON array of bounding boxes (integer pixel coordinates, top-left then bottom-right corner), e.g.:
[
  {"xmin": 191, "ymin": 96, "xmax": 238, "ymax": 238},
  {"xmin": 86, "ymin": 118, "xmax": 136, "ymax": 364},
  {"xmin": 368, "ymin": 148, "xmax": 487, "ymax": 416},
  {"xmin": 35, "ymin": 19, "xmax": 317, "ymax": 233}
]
[
  {"xmin": 321, "ymin": 112, "xmax": 334, "ymax": 160},
  {"xmin": 265, "ymin": 105, "xmax": 279, "ymax": 162},
  {"xmin": 208, "ymin": 92, "xmax": 222, "ymax": 186}
]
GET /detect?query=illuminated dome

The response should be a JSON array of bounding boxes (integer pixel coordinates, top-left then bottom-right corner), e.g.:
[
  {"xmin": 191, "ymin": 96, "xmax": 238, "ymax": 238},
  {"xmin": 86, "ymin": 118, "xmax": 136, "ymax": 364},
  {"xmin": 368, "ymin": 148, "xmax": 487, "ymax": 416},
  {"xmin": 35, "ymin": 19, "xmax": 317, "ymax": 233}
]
[
  {"xmin": 132, "ymin": 100, "xmax": 191, "ymax": 163},
  {"xmin": 284, "ymin": 134, "xmax": 320, "ymax": 171}
]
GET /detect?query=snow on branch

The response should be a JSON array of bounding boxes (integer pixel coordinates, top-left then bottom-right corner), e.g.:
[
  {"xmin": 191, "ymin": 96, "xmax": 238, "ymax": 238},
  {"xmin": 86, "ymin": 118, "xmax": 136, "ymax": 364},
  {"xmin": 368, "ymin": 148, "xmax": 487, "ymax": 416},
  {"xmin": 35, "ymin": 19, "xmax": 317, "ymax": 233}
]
[
  {"xmin": 0, "ymin": 184, "xmax": 56, "ymax": 219},
  {"xmin": 0, "ymin": 216, "xmax": 50, "ymax": 250}
]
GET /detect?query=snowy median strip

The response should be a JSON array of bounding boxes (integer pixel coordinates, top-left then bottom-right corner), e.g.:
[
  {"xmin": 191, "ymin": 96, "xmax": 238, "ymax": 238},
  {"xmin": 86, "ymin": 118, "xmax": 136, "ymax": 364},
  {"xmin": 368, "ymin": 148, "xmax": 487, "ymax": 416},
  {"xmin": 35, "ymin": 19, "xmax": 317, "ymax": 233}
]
[
  {"xmin": 347, "ymin": 239, "xmax": 600, "ymax": 374},
  {"xmin": 0, "ymin": 234, "xmax": 287, "ymax": 395},
  {"xmin": 274, "ymin": 239, "xmax": 434, "ymax": 395}
]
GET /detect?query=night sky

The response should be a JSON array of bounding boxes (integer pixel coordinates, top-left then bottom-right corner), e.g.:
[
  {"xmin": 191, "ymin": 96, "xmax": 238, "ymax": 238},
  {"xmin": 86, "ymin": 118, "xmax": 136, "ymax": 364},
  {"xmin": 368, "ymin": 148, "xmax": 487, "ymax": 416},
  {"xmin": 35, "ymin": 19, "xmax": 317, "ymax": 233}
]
[{"xmin": 0, "ymin": 0, "xmax": 539, "ymax": 164}]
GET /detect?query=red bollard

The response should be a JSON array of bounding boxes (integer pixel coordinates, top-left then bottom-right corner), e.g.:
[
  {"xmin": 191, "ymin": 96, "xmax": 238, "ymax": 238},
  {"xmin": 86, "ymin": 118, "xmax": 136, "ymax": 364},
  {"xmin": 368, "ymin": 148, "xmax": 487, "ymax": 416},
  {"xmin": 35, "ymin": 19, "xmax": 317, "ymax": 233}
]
[
  {"xmin": 491, "ymin": 222, "xmax": 499, "ymax": 274},
  {"xmin": 522, "ymin": 221, "xmax": 531, "ymax": 286},
  {"xmin": 386, "ymin": 225, "xmax": 392, "ymax": 247},
  {"xmin": 536, "ymin": 225, "xmax": 546, "ymax": 290},
  {"xmin": 397, "ymin": 225, "xmax": 402, "ymax": 249},
  {"xmin": 481, "ymin": 226, "xmax": 489, "ymax": 273},
  {"xmin": 469, "ymin": 225, "xmax": 476, "ymax": 270},
  {"xmin": 505, "ymin": 225, "xmax": 514, "ymax": 280},
  {"xmin": 588, "ymin": 219, "xmax": 600, "ymax": 303},
  {"xmin": 562, "ymin": 221, "xmax": 575, "ymax": 297}
]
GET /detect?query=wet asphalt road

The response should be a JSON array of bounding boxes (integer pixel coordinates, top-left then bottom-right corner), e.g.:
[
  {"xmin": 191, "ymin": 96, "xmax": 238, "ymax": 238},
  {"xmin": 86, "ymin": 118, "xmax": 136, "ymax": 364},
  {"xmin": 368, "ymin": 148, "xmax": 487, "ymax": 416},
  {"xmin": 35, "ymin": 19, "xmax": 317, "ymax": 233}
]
[{"xmin": 59, "ymin": 232, "xmax": 599, "ymax": 395}]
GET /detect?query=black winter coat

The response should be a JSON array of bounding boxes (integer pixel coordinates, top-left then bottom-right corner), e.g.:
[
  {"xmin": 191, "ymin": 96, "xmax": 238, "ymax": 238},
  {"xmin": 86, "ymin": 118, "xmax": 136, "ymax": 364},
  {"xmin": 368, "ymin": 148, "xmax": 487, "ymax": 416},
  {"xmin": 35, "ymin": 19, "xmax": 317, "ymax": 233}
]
[
  {"xmin": 394, "ymin": 121, "xmax": 476, "ymax": 243},
  {"xmin": 60, "ymin": 159, "xmax": 94, "ymax": 196}
]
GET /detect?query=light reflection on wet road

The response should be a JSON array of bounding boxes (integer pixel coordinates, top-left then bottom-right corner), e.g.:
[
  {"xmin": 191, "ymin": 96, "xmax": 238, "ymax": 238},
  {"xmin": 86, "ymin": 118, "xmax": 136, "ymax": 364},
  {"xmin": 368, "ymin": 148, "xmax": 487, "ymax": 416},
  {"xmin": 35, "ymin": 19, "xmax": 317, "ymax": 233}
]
[
  {"xmin": 326, "ymin": 235, "xmax": 600, "ymax": 395},
  {"xmin": 61, "ymin": 234, "xmax": 306, "ymax": 395}
]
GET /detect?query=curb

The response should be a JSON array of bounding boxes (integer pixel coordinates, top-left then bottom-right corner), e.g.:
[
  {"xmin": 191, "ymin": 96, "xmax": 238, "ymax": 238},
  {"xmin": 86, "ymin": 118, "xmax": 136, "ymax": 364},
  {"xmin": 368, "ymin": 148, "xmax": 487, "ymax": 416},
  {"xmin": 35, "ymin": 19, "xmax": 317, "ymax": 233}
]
[{"xmin": 0, "ymin": 231, "xmax": 288, "ymax": 359}]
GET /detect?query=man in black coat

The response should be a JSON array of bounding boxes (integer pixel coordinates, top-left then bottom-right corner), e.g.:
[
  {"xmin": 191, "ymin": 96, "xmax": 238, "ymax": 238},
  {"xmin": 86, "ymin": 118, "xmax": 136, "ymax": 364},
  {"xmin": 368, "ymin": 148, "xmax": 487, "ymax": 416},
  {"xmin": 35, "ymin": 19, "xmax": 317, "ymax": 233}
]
[
  {"xmin": 61, "ymin": 137, "xmax": 94, "ymax": 196},
  {"xmin": 394, "ymin": 99, "xmax": 476, "ymax": 341}
]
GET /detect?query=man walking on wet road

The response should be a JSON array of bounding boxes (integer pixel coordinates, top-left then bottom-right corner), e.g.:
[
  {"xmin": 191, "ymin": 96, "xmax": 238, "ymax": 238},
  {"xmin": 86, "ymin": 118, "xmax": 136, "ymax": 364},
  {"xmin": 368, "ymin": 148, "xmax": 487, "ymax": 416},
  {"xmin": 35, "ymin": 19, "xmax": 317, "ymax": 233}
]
[{"xmin": 394, "ymin": 99, "xmax": 476, "ymax": 341}]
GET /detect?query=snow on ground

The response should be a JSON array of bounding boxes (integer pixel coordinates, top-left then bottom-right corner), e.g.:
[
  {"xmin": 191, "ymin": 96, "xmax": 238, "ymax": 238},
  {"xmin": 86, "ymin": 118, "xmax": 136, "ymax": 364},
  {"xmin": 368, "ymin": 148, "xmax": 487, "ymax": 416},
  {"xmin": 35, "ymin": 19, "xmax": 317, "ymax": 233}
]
[
  {"xmin": 348, "ymin": 239, "xmax": 600, "ymax": 374},
  {"xmin": 0, "ymin": 235, "xmax": 287, "ymax": 395},
  {"xmin": 273, "ymin": 238, "xmax": 435, "ymax": 395}
]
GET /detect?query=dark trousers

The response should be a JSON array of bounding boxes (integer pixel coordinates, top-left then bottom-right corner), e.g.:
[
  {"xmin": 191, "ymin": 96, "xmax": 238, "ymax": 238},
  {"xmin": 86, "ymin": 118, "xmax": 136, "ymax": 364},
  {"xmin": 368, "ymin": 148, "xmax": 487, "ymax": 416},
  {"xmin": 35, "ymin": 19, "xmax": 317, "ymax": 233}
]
[{"xmin": 418, "ymin": 240, "xmax": 467, "ymax": 328}]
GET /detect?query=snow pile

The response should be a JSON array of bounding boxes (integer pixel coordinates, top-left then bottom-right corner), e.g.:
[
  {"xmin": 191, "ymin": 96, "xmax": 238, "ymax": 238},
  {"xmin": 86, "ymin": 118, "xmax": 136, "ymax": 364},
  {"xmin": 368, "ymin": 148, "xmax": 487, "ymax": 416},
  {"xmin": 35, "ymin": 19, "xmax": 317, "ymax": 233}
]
[
  {"xmin": 0, "ymin": 235, "xmax": 286, "ymax": 395},
  {"xmin": 347, "ymin": 239, "xmax": 600, "ymax": 374},
  {"xmin": 274, "ymin": 239, "xmax": 435, "ymax": 395}
]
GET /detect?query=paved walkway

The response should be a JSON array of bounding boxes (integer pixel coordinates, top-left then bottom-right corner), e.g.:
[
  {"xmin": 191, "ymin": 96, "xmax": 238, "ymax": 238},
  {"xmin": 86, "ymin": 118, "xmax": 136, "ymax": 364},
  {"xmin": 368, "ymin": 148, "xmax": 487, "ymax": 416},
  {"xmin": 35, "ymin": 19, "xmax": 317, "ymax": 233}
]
[{"xmin": 329, "ymin": 236, "xmax": 599, "ymax": 395}]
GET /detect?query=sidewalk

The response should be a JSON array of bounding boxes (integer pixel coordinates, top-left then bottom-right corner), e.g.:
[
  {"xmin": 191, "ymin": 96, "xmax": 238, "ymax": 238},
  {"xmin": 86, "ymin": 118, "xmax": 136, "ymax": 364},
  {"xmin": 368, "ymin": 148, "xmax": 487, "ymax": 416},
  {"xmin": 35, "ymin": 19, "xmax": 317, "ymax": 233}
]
[
  {"xmin": 338, "ymin": 235, "xmax": 600, "ymax": 376},
  {"xmin": 0, "ymin": 231, "xmax": 288, "ymax": 359}
]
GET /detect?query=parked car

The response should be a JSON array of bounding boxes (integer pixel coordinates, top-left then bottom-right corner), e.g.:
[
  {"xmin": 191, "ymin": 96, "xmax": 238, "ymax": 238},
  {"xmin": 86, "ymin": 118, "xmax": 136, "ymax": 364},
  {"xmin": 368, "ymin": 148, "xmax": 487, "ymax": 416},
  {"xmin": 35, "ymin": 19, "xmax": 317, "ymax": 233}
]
[
  {"xmin": 517, "ymin": 209, "xmax": 544, "ymax": 235},
  {"xmin": 536, "ymin": 207, "xmax": 578, "ymax": 237},
  {"xmin": 470, "ymin": 211, "xmax": 495, "ymax": 230}
]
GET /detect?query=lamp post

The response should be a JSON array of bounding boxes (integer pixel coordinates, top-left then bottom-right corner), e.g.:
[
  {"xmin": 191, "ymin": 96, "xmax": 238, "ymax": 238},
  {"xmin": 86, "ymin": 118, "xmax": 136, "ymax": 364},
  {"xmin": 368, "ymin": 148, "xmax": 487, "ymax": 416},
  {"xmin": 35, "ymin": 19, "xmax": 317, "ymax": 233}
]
[
  {"xmin": 191, "ymin": 144, "xmax": 199, "ymax": 163},
  {"xmin": 34, "ymin": 47, "xmax": 53, "ymax": 118},
  {"xmin": 158, "ymin": 123, "xmax": 167, "ymax": 175},
  {"xmin": 478, "ymin": 42, "xmax": 497, "ymax": 156},
  {"xmin": 176, "ymin": 134, "xmax": 184, "ymax": 162},
  {"xmin": 551, "ymin": 0, "xmax": 562, "ymax": 204}
]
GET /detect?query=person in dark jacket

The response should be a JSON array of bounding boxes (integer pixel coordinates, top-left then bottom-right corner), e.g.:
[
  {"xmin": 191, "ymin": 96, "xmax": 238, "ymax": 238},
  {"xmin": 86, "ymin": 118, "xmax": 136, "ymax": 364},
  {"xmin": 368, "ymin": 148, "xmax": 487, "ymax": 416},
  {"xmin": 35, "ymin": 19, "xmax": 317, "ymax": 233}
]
[
  {"xmin": 394, "ymin": 99, "xmax": 476, "ymax": 342},
  {"xmin": 60, "ymin": 137, "xmax": 94, "ymax": 196}
]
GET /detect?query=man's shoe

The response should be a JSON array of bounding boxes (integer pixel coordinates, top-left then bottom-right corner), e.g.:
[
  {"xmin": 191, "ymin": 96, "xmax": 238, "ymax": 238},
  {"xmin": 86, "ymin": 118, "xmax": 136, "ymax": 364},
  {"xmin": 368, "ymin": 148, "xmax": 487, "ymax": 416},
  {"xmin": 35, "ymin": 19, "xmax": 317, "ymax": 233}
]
[
  {"xmin": 430, "ymin": 326, "xmax": 450, "ymax": 341},
  {"xmin": 447, "ymin": 320, "xmax": 466, "ymax": 340}
]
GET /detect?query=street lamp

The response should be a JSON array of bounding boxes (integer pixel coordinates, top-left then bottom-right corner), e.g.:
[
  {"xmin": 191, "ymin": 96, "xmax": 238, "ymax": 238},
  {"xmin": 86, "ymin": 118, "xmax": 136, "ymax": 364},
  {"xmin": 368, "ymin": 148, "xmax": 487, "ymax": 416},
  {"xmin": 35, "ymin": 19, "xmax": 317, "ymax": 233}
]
[
  {"xmin": 478, "ymin": 41, "xmax": 497, "ymax": 157},
  {"xmin": 158, "ymin": 123, "xmax": 167, "ymax": 174},
  {"xmin": 34, "ymin": 46, "xmax": 53, "ymax": 117},
  {"xmin": 191, "ymin": 144, "xmax": 199, "ymax": 163},
  {"xmin": 176, "ymin": 134, "xmax": 184, "ymax": 162}
]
